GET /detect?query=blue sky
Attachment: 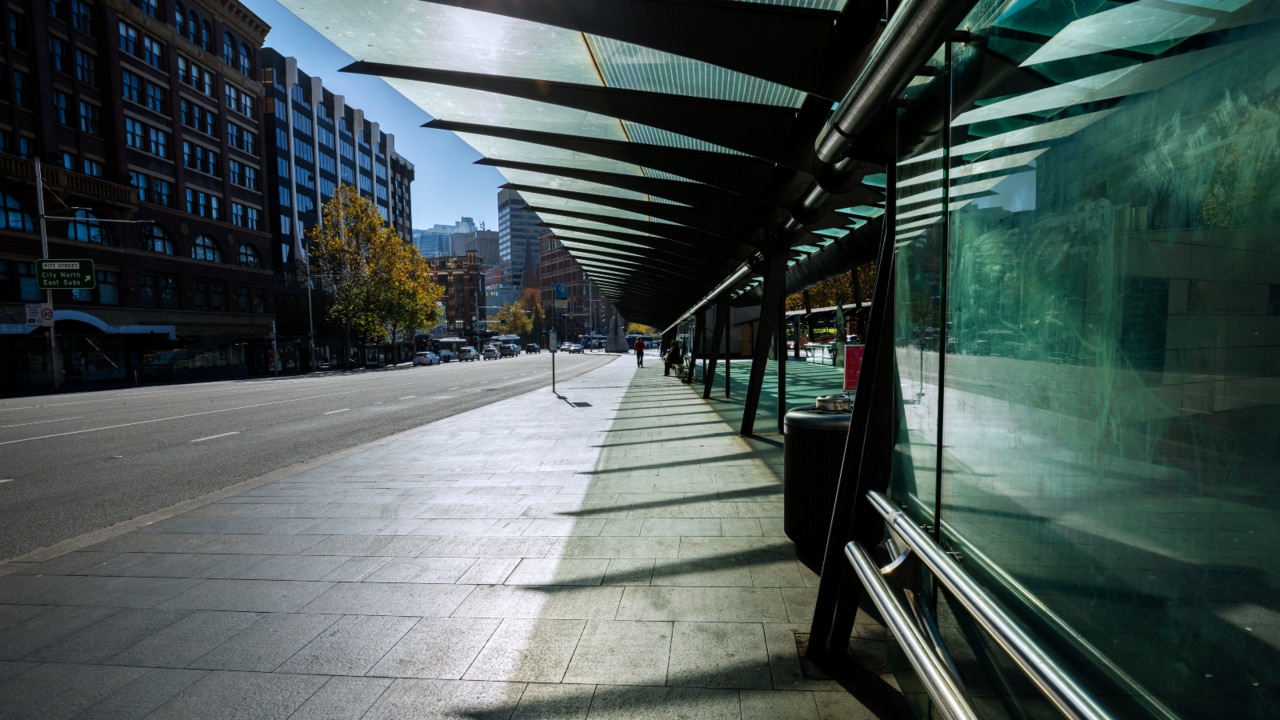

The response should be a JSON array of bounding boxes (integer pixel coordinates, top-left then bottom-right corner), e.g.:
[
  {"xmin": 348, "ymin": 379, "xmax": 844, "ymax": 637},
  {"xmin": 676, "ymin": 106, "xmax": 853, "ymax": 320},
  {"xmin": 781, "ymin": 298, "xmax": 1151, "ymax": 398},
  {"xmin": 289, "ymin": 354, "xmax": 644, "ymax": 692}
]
[{"xmin": 242, "ymin": 0, "xmax": 505, "ymax": 231}]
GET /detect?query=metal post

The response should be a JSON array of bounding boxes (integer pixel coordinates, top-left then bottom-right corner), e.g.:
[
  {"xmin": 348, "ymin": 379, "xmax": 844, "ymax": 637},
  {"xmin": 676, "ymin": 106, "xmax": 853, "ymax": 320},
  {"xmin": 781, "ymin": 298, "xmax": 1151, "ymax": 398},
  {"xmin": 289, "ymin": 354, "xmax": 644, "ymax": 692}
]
[
  {"xmin": 740, "ymin": 248, "xmax": 787, "ymax": 436},
  {"xmin": 34, "ymin": 158, "xmax": 59, "ymax": 391}
]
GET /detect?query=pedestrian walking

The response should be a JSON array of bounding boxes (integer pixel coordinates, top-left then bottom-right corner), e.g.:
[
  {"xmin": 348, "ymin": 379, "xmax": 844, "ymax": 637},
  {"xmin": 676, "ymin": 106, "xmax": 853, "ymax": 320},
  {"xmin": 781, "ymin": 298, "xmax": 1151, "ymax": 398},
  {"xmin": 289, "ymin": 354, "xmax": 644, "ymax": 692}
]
[{"xmin": 634, "ymin": 337, "xmax": 645, "ymax": 367}]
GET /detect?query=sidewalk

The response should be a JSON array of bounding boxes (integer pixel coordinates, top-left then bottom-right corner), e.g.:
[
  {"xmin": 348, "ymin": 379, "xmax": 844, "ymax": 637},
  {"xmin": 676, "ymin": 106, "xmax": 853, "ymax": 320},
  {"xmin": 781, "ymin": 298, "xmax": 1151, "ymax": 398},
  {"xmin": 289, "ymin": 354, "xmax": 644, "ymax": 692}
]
[{"xmin": 0, "ymin": 354, "xmax": 907, "ymax": 719}]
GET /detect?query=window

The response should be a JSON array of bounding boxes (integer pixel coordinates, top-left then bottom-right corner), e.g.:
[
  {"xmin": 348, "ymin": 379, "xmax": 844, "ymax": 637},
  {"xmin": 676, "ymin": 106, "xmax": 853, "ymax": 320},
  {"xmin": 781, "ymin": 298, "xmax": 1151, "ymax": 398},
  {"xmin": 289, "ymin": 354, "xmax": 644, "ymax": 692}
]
[
  {"xmin": 160, "ymin": 275, "xmax": 178, "ymax": 309},
  {"xmin": 118, "ymin": 22, "xmax": 137, "ymax": 55},
  {"xmin": 173, "ymin": 1, "xmax": 184, "ymax": 34},
  {"xmin": 49, "ymin": 36, "xmax": 67, "ymax": 73},
  {"xmin": 129, "ymin": 170, "xmax": 148, "ymax": 202},
  {"xmin": 61, "ymin": 151, "xmax": 74, "ymax": 171},
  {"xmin": 8, "ymin": 13, "xmax": 28, "ymax": 52},
  {"xmin": 142, "ymin": 35, "xmax": 162, "ymax": 68},
  {"xmin": 245, "ymin": 207, "xmax": 260, "ymax": 231},
  {"xmin": 151, "ymin": 177, "xmax": 172, "ymax": 207},
  {"xmin": 50, "ymin": 0, "xmax": 65, "ymax": 19},
  {"xmin": 277, "ymin": 186, "xmax": 291, "ymax": 208},
  {"xmin": 238, "ymin": 243, "xmax": 262, "ymax": 266},
  {"xmin": 293, "ymin": 136, "xmax": 313, "ymax": 163},
  {"xmin": 200, "ymin": 19, "xmax": 211, "ymax": 51},
  {"xmin": 74, "ymin": 49, "xmax": 96, "ymax": 85},
  {"xmin": 182, "ymin": 141, "xmax": 219, "ymax": 175},
  {"xmin": 139, "ymin": 0, "xmax": 157, "ymax": 19},
  {"xmin": 78, "ymin": 101, "xmax": 100, "ymax": 135},
  {"xmin": 192, "ymin": 234, "xmax": 221, "ymax": 262},
  {"xmin": 138, "ymin": 274, "xmax": 156, "ymax": 307},
  {"xmin": 231, "ymin": 202, "xmax": 244, "ymax": 227},
  {"xmin": 82, "ymin": 158, "xmax": 102, "ymax": 177},
  {"xmin": 222, "ymin": 32, "xmax": 234, "ymax": 66},
  {"xmin": 148, "ymin": 126, "xmax": 169, "ymax": 158},
  {"xmin": 243, "ymin": 166, "xmax": 257, "ymax": 190},
  {"xmin": 1, "ymin": 193, "xmax": 34, "ymax": 232},
  {"xmin": 124, "ymin": 117, "xmax": 144, "ymax": 148},
  {"xmin": 71, "ymin": 0, "xmax": 91, "ymax": 32},
  {"xmin": 122, "ymin": 69, "xmax": 140, "ymax": 103},
  {"xmin": 72, "ymin": 270, "xmax": 118, "ymax": 305},
  {"xmin": 193, "ymin": 279, "xmax": 208, "ymax": 309},
  {"xmin": 239, "ymin": 44, "xmax": 251, "ymax": 75},
  {"xmin": 210, "ymin": 281, "xmax": 226, "ymax": 311},
  {"xmin": 19, "ymin": 262, "xmax": 41, "ymax": 302},
  {"xmin": 67, "ymin": 209, "xmax": 108, "ymax": 244},
  {"xmin": 139, "ymin": 223, "xmax": 174, "ymax": 253},
  {"xmin": 52, "ymin": 91, "xmax": 70, "ymax": 124},
  {"xmin": 13, "ymin": 71, "xmax": 28, "ymax": 108},
  {"xmin": 185, "ymin": 190, "xmax": 219, "ymax": 220},
  {"xmin": 242, "ymin": 129, "xmax": 256, "ymax": 154},
  {"xmin": 240, "ymin": 285, "xmax": 264, "ymax": 313},
  {"xmin": 227, "ymin": 122, "xmax": 240, "ymax": 148},
  {"xmin": 145, "ymin": 82, "xmax": 166, "ymax": 113},
  {"xmin": 228, "ymin": 159, "xmax": 241, "ymax": 186}
]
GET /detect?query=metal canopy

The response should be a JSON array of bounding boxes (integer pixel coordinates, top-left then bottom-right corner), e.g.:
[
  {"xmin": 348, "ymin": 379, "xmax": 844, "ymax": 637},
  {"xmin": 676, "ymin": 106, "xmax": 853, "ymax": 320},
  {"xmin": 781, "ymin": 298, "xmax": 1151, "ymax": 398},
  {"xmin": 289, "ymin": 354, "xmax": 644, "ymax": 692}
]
[{"xmin": 277, "ymin": 0, "xmax": 920, "ymax": 327}]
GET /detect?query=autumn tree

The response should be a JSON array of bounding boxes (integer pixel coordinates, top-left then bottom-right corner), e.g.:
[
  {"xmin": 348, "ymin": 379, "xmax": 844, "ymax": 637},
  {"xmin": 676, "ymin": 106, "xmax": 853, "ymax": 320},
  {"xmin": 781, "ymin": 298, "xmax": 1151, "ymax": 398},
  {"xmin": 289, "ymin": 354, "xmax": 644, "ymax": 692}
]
[
  {"xmin": 494, "ymin": 301, "xmax": 532, "ymax": 337},
  {"xmin": 518, "ymin": 287, "xmax": 547, "ymax": 343},
  {"xmin": 308, "ymin": 185, "xmax": 443, "ymax": 366}
]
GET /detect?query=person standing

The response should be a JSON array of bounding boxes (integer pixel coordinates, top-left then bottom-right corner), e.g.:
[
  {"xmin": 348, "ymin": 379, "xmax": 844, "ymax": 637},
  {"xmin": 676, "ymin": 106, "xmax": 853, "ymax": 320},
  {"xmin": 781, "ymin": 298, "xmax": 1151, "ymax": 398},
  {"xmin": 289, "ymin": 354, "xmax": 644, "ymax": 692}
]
[
  {"xmin": 634, "ymin": 337, "xmax": 645, "ymax": 367},
  {"xmin": 664, "ymin": 340, "xmax": 683, "ymax": 376}
]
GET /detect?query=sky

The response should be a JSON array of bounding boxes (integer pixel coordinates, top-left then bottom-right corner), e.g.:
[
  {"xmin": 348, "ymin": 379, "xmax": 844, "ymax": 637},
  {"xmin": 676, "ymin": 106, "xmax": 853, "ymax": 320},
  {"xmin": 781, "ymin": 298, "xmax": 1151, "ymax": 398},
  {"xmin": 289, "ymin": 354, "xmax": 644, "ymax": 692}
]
[{"xmin": 241, "ymin": 0, "xmax": 506, "ymax": 231}]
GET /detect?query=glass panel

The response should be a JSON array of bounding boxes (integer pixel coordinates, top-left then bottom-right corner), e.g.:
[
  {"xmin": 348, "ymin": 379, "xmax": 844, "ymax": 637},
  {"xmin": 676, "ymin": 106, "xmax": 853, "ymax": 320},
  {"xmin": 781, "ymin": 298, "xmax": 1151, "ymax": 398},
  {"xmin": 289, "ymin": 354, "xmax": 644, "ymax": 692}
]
[{"xmin": 898, "ymin": 1, "xmax": 1280, "ymax": 717}]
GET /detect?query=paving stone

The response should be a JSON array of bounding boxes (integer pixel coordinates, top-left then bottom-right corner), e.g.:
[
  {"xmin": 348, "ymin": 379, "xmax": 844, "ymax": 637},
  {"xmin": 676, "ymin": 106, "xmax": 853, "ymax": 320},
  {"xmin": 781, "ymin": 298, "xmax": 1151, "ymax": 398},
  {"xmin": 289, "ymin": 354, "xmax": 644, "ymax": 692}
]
[
  {"xmin": 667, "ymin": 621, "xmax": 772, "ymax": 689},
  {"xmin": 277, "ymin": 614, "xmax": 417, "ymax": 675},
  {"xmin": 463, "ymin": 618, "xmax": 585, "ymax": 683},
  {"xmin": 144, "ymin": 670, "xmax": 328, "ymax": 720},
  {"xmin": 583, "ymin": 685, "xmax": 741, "ymax": 720},
  {"xmin": 188, "ymin": 613, "xmax": 340, "ymax": 672},
  {"xmin": 0, "ymin": 663, "xmax": 147, "ymax": 720},
  {"xmin": 361, "ymin": 678, "xmax": 525, "ymax": 720},
  {"xmin": 453, "ymin": 585, "xmax": 622, "ymax": 620},
  {"xmin": 562, "ymin": 620, "xmax": 671, "ymax": 685},
  {"xmin": 108, "ymin": 610, "xmax": 264, "ymax": 668},
  {"xmin": 284, "ymin": 676, "xmax": 393, "ymax": 720},
  {"xmin": 76, "ymin": 668, "xmax": 206, "ymax": 720},
  {"xmin": 156, "ymin": 579, "xmax": 334, "ymax": 613},
  {"xmin": 300, "ymin": 581, "xmax": 475, "ymax": 617},
  {"xmin": 368, "ymin": 616, "xmax": 501, "ymax": 679}
]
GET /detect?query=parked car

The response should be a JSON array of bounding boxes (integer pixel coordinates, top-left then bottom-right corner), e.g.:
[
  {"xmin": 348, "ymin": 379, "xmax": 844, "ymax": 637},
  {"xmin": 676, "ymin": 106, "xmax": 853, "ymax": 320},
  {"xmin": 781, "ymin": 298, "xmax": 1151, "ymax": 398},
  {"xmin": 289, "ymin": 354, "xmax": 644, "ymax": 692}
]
[
  {"xmin": 482, "ymin": 345, "xmax": 500, "ymax": 360},
  {"xmin": 412, "ymin": 351, "xmax": 440, "ymax": 366},
  {"xmin": 439, "ymin": 348, "xmax": 456, "ymax": 363},
  {"xmin": 568, "ymin": 343, "xmax": 584, "ymax": 353},
  {"xmin": 499, "ymin": 343, "xmax": 519, "ymax": 357},
  {"xmin": 457, "ymin": 346, "xmax": 480, "ymax": 361},
  {"xmin": 524, "ymin": 343, "xmax": 541, "ymax": 354}
]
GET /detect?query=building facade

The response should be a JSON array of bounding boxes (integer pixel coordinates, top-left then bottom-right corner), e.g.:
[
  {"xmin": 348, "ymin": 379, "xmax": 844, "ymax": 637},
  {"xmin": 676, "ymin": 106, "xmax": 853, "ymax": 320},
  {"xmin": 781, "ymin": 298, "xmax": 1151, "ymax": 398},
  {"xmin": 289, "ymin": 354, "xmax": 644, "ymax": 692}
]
[
  {"xmin": 259, "ymin": 48, "xmax": 414, "ymax": 370},
  {"xmin": 425, "ymin": 249, "xmax": 484, "ymax": 346},
  {"xmin": 1, "ymin": 0, "xmax": 276, "ymax": 392},
  {"xmin": 537, "ymin": 230, "xmax": 608, "ymax": 345},
  {"xmin": 496, "ymin": 188, "xmax": 539, "ymax": 289}
]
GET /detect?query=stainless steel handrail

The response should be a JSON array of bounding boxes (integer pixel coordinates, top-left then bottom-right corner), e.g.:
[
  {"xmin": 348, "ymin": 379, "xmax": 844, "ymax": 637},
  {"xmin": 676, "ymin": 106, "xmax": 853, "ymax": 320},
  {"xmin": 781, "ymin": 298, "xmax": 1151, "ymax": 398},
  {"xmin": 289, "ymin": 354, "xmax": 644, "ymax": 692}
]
[
  {"xmin": 865, "ymin": 490, "xmax": 1116, "ymax": 720},
  {"xmin": 845, "ymin": 542, "xmax": 980, "ymax": 720}
]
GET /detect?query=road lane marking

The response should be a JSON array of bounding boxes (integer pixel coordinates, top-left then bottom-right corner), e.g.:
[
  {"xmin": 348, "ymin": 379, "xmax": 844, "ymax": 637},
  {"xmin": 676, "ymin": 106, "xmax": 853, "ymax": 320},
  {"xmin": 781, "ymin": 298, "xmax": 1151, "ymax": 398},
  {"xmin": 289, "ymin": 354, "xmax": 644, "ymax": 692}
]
[
  {"xmin": 399, "ymin": 396, "xmax": 416, "ymax": 400},
  {"xmin": 191, "ymin": 431, "xmax": 240, "ymax": 443},
  {"xmin": 324, "ymin": 408, "xmax": 350, "ymax": 415},
  {"xmin": 1, "ymin": 416, "xmax": 84, "ymax": 428},
  {"xmin": 0, "ymin": 389, "xmax": 373, "ymax": 446},
  {"xmin": 0, "ymin": 479, "xmax": 13, "ymax": 484}
]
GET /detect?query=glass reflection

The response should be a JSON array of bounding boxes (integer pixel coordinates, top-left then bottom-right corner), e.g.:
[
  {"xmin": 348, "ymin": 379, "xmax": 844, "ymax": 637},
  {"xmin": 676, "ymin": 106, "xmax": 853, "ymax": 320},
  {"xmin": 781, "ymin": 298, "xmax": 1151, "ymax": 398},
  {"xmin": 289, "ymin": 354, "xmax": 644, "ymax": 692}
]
[{"xmin": 890, "ymin": 0, "xmax": 1280, "ymax": 717}]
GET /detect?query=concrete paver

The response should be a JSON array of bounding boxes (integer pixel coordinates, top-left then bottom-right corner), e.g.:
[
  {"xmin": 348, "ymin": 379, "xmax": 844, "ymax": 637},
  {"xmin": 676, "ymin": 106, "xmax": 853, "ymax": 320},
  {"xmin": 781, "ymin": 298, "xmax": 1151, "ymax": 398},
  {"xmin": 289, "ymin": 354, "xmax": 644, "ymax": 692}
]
[{"xmin": 0, "ymin": 354, "xmax": 907, "ymax": 719}]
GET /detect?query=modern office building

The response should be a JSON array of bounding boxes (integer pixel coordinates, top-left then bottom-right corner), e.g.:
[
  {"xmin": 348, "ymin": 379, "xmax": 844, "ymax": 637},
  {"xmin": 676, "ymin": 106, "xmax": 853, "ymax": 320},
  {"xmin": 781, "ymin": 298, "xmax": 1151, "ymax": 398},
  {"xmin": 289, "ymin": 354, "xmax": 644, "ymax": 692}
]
[
  {"xmin": 496, "ymin": 188, "xmax": 539, "ymax": 289},
  {"xmin": 258, "ymin": 48, "xmax": 415, "ymax": 369},
  {"xmin": 0, "ymin": 0, "xmax": 276, "ymax": 391},
  {"xmin": 412, "ymin": 217, "xmax": 476, "ymax": 258}
]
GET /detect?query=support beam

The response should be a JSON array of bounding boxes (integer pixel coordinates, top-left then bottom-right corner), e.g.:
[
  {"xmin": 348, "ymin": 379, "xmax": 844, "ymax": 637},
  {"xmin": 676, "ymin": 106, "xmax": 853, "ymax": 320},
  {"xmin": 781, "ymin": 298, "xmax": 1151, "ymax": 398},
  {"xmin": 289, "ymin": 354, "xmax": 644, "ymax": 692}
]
[
  {"xmin": 703, "ymin": 295, "xmax": 730, "ymax": 399},
  {"xmin": 688, "ymin": 307, "xmax": 705, "ymax": 385},
  {"xmin": 740, "ymin": 249, "xmax": 788, "ymax": 436},
  {"xmin": 808, "ymin": 159, "xmax": 899, "ymax": 664},
  {"xmin": 777, "ymin": 297, "xmax": 787, "ymax": 434}
]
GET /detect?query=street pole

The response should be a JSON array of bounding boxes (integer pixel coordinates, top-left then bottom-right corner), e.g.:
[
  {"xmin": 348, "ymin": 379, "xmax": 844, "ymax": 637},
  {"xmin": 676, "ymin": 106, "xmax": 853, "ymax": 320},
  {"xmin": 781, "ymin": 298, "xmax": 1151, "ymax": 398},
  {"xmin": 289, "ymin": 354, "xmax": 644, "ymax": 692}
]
[{"xmin": 34, "ymin": 158, "xmax": 59, "ymax": 391}]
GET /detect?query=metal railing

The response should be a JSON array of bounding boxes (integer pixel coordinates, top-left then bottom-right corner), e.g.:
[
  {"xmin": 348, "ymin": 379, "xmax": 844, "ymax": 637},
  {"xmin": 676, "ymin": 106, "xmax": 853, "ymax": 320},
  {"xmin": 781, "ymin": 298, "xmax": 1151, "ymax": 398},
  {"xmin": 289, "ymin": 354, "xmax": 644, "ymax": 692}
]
[{"xmin": 851, "ymin": 490, "xmax": 1117, "ymax": 720}]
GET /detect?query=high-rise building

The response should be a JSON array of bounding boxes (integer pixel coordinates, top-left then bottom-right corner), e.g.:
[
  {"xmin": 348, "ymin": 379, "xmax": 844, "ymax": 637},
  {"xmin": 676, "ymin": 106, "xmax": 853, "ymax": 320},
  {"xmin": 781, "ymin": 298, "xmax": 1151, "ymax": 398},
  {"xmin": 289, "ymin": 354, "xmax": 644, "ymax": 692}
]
[
  {"xmin": 0, "ymin": 0, "xmax": 276, "ymax": 390},
  {"xmin": 412, "ymin": 217, "xmax": 475, "ymax": 258},
  {"xmin": 497, "ymin": 188, "xmax": 540, "ymax": 289},
  {"xmin": 259, "ymin": 49, "xmax": 415, "ymax": 369},
  {"xmin": 537, "ymin": 230, "xmax": 609, "ymax": 344}
]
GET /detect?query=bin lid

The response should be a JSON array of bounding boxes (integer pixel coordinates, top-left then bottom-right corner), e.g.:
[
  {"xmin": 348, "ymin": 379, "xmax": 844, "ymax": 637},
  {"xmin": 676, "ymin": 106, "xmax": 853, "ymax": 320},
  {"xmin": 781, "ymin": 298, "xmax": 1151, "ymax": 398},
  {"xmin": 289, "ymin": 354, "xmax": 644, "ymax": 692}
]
[{"xmin": 815, "ymin": 394, "xmax": 851, "ymax": 412}]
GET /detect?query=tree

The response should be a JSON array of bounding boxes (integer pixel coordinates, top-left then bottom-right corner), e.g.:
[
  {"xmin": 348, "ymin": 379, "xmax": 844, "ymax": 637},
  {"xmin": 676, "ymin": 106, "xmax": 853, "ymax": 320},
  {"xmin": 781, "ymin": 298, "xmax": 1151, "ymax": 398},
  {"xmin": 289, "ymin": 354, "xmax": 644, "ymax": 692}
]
[
  {"xmin": 308, "ymin": 185, "xmax": 443, "ymax": 366},
  {"xmin": 494, "ymin": 301, "xmax": 533, "ymax": 337},
  {"xmin": 518, "ymin": 287, "xmax": 547, "ymax": 343}
]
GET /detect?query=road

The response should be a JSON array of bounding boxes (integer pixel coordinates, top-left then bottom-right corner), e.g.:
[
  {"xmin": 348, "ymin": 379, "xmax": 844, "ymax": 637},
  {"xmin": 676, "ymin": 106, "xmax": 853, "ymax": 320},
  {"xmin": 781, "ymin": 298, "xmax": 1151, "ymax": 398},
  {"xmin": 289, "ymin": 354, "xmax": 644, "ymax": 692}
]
[{"xmin": 0, "ymin": 351, "xmax": 615, "ymax": 562}]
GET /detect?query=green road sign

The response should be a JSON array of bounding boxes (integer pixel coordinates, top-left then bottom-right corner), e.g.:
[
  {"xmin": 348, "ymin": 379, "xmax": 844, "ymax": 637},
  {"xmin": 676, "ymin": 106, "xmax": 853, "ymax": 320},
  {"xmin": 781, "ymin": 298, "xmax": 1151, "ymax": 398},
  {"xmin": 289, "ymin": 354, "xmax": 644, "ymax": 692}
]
[{"xmin": 37, "ymin": 259, "xmax": 95, "ymax": 290}]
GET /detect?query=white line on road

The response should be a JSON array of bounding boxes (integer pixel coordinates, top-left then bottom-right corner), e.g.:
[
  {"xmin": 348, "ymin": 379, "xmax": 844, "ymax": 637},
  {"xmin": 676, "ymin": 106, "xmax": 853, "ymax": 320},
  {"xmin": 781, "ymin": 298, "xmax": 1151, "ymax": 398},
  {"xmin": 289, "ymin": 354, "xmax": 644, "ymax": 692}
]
[
  {"xmin": 0, "ymin": 479, "xmax": 13, "ymax": 484},
  {"xmin": 324, "ymin": 408, "xmax": 350, "ymax": 415},
  {"xmin": 399, "ymin": 396, "xmax": 416, "ymax": 400},
  {"xmin": 191, "ymin": 431, "xmax": 240, "ymax": 443},
  {"xmin": 1, "ymin": 416, "xmax": 84, "ymax": 428}
]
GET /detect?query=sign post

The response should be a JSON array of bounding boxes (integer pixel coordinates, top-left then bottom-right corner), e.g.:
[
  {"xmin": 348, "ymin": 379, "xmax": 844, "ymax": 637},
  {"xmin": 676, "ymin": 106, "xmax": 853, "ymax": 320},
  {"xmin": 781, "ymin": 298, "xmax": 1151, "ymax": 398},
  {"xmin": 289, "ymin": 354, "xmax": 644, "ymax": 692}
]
[{"xmin": 36, "ymin": 259, "xmax": 96, "ymax": 290}]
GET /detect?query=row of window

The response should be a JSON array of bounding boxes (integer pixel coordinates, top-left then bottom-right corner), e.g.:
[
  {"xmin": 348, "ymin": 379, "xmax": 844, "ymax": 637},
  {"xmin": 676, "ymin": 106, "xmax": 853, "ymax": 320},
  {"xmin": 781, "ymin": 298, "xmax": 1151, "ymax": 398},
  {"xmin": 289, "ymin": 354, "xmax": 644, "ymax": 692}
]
[
  {"xmin": 45, "ymin": 0, "xmax": 94, "ymax": 34},
  {"xmin": 0, "ymin": 193, "xmax": 263, "ymax": 264},
  {"xmin": 119, "ymin": 21, "xmax": 164, "ymax": 70},
  {"xmin": 0, "ymin": 260, "xmax": 266, "ymax": 313},
  {"xmin": 122, "ymin": 69, "xmax": 167, "ymax": 113}
]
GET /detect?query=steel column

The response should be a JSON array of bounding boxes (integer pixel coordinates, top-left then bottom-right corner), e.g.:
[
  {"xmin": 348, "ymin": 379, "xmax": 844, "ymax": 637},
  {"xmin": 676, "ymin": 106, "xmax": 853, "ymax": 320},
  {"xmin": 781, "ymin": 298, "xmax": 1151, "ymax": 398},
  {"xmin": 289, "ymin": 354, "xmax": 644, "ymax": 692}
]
[{"xmin": 739, "ymin": 249, "xmax": 788, "ymax": 436}]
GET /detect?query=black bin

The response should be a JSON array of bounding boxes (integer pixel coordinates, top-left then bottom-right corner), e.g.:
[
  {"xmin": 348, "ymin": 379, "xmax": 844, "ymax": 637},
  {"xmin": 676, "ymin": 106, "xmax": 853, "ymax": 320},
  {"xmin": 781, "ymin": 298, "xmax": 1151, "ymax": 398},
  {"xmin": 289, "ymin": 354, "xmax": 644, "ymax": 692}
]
[{"xmin": 783, "ymin": 394, "xmax": 852, "ymax": 573}]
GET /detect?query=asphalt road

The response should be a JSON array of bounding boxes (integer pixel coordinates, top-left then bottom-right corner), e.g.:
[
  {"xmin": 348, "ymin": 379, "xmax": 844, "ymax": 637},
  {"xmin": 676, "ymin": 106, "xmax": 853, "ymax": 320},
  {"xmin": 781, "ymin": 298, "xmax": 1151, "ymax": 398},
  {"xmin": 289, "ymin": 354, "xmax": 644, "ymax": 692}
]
[{"xmin": 0, "ymin": 350, "xmax": 615, "ymax": 562}]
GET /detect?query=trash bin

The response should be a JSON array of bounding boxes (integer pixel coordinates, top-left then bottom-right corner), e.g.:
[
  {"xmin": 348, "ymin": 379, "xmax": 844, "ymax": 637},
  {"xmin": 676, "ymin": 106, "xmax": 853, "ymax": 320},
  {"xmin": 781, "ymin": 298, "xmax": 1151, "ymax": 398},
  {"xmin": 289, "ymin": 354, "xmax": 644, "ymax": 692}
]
[{"xmin": 783, "ymin": 394, "xmax": 852, "ymax": 573}]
